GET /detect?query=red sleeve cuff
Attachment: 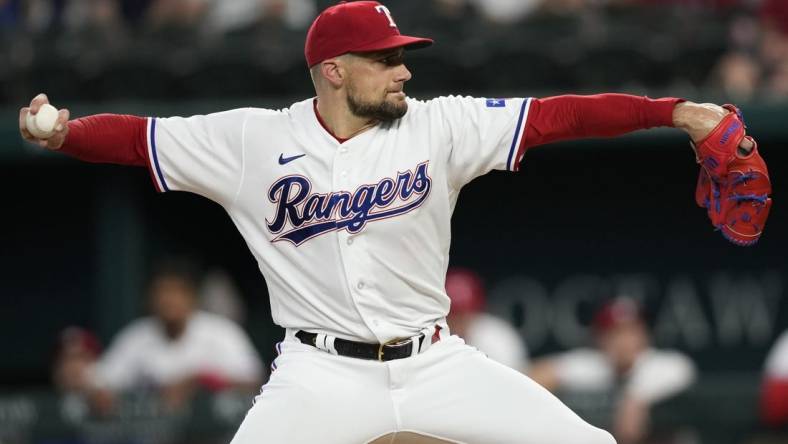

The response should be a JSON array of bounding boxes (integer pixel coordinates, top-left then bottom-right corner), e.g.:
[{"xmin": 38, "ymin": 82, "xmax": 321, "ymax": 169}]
[{"xmin": 647, "ymin": 97, "xmax": 684, "ymax": 128}]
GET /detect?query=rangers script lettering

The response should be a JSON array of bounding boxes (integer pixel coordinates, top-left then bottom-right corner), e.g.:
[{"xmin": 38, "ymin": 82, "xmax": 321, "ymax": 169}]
[{"xmin": 266, "ymin": 161, "xmax": 432, "ymax": 245}]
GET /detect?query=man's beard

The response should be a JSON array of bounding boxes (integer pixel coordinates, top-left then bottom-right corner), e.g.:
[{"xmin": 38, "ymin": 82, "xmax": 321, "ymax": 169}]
[{"xmin": 346, "ymin": 86, "xmax": 408, "ymax": 122}]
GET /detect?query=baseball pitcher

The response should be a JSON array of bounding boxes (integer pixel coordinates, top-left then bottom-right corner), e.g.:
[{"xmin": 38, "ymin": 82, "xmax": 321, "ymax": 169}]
[{"xmin": 19, "ymin": 2, "xmax": 771, "ymax": 443}]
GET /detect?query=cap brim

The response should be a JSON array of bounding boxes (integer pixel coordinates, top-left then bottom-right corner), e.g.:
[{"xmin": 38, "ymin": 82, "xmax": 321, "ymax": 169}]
[{"xmin": 352, "ymin": 35, "xmax": 433, "ymax": 54}]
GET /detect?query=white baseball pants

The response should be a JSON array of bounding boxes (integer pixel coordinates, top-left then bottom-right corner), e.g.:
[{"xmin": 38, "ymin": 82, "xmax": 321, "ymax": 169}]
[{"xmin": 230, "ymin": 330, "xmax": 615, "ymax": 444}]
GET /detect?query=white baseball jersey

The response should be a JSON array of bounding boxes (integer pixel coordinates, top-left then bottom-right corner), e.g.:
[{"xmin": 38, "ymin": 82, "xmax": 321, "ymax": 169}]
[
  {"xmin": 145, "ymin": 96, "xmax": 532, "ymax": 343},
  {"xmin": 545, "ymin": 347, "xmax": 696, "ymax": 404},
  {"xmin": 92, "ymin": 311, "xmax": 263, "ymax": 389}
]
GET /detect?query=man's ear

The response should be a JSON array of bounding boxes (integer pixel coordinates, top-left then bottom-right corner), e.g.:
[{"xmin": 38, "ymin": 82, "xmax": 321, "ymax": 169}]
[{"xmin": 320, "ymin": 58, "xmax": 346, "ymax": 88}]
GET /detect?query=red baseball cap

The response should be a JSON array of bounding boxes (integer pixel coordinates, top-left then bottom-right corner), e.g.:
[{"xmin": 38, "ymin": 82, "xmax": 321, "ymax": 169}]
[
  {"xmin": 305, "ymin": 1, "xmax": 433, "ymax": 67},
  {"xmin": 592, "ymin": 298, "xmax": 643, "ymax": 334},
  {"xmin": 56, "ymin": 326, "xmax": 101, "ymax": 358}
]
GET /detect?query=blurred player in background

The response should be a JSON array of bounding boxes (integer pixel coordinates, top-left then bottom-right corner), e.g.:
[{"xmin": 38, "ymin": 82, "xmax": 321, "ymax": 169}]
[
  {"xmin": 760, "ymin": 329, "xmax": 788, "ymax": 427},
  {"xmin": 529, "ymin": 298, "xmax": 696, "ymax": 444},
  {"xmin": 89, "ymin": 261, "xmax": 264, "ymax": 412},
  {"xmin": 48, "ymin": 332, "xmax": 103, "ymax": 444},
  {"xmin": 445, "ymin": 267, "xmax": 528, "ymax": 371},
  {"xmin": 52, "ymin": 327, "xmax": 101, "ymax": 395}
]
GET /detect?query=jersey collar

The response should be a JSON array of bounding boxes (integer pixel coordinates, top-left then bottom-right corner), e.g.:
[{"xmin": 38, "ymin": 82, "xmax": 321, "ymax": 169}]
[{"xmin": 313, "ymin": 99, "xmax": 382, "ymax": 144}]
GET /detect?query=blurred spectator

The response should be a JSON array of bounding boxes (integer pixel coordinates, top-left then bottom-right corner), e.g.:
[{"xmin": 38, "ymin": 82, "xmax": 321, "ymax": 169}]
[
  {"xmin": 61, "ymin": 0, "xmax": 122, "ymax": 33},
  {"xmin": 52, "ymin": 326, "xmax": 101, "ymax": 394},
  {"xmin": 9, "ymin": 0, "xmax": 125, "ymax": 34},
  {"xmin": 144, "ymin": 0, "xmax": 314, "ymax": 34},
  {"xmin": 715, "ymin": 51, "xmax": 762, "ymax": 101},
  {"xmin": 766, "ymin": 59, "xmax": 788, "ymax": 98},
  {"xmin": 712, "ymin": 0, "xmax": 788, "ymax": 101},
  {"xmin": 760, "ymin": 0, "xmax": 788, "ymax": 37},
  {"xmin": 445, "ymin": 267, "xmax": 529, "ymax": 371},
  {"xmin": 4, "ymin": 0, "xmax": 788, "ymax": 103},
  {"xmin": 529, "ymin": 298, "xmax": 696, "ymax": 444},
  {"xmin": 264, "ymin": 0, "xmax": 316, "ymax": 30},
  {"xmin": 760, "ymin": 330, "xmax": 788, "ymax": 427},
  {"xmin": 22, "ymin": 0, "xmax": 66, "ymax": 33},
  {"xmin": 758, "ymin": 0, "xmax": 788, "ymax": 100},
  {"xmin": 90, "ymin": 260, "xmax": 264, "ymax": 412},
  {"xmin": 0, "ymin": 0, "xmax": 21, "ymax": 29},
  {"xmin": 431, "ymin": 0, "xmax": 468, "ymax": 19},
  {"xmin": 468, "ymin": 0, "xmax": 542, "ymax": 25},
  {"xmin": 627, "ymin": 0, "xmax": 740, "ymax": 8},
  {"xmin": 47, "ymin": 328, "xmax": 102, "ymax": 444},
  {"xmin": 146, "ymin": 0, "xmax": 263, "ymax": 34}
]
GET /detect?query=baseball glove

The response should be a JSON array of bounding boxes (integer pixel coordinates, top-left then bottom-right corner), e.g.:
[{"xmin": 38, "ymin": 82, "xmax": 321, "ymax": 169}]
[{"xmin": 692, "ymin": 105, "xmax": 772, "ymax": 246}]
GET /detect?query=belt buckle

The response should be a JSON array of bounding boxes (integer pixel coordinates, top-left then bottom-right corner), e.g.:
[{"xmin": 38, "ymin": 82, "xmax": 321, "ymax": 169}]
[{"xmin": 377, "ymin": 337, "xmax": 412, "ymax": 362}]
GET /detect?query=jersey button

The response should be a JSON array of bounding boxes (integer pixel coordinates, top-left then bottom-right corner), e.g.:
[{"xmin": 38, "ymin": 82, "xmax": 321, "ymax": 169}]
[
  {"xmin": 357, "ymin": 281, "xmax": 364, "ymax": 290},
  {"xmin": 347, "ymin": 237, "xmax": 353, "ymax": 245},
  {"xmin": 340, "ymin": 147, "xmax": 348, "ymax": 154}
]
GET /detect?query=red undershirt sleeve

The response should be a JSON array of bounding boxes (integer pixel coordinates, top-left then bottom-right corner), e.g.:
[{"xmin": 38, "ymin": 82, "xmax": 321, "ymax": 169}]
[
  {"xmin": 60, "ymin": 114, "xmax": 149, "ymax": 166},
  {"xmin": 521, "ymin": 94, "xmax": 682, "ymax": 151},
  {"xmin": 59, "ymin": 113, "xmax": 161, "ymax": 189}
]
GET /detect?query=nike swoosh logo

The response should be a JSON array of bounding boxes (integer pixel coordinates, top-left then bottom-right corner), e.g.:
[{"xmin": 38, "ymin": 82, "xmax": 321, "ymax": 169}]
[{"xmin": 279, "ymin": 153, "xmax": 306, "ymax": 165}]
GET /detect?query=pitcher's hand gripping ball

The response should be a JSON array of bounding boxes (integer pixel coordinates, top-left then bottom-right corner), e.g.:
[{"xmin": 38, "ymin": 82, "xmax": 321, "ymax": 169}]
[{"xmin": 692, "ymin": 105, "xmax": 772, "ymax": 246}]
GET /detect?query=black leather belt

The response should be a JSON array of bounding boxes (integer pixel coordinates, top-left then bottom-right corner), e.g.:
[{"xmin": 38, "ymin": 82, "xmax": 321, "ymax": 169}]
[{"xmin": 295, "ymin": 330, "xmax": 437, "ymax": 362}]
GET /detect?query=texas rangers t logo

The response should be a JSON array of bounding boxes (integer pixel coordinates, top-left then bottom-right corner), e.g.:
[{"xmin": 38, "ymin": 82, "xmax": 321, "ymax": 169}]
[
  {"xmin": 375, "ymin": 5, "xmax": 397, "ymax": 28},
  {"xmin": 266, "ymin": 162, "xmax": 432, "ymax": 246}
]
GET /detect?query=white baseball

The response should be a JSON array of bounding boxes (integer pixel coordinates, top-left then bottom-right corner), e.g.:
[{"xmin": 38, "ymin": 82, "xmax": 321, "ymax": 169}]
[{"xmin": 26, "ymin": 103, "xmax": 59, "ymax": 139}]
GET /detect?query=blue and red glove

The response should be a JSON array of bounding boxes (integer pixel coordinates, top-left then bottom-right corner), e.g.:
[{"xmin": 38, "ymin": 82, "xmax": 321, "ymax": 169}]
[{"xmin": 692, "ymin": 105, "xmax": 772, "ymax": 246}]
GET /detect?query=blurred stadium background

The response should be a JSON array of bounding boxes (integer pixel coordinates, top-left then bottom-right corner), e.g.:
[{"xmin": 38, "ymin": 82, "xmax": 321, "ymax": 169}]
[{"xmin": 1, "ymin": 0, "xmax": 787, "ymax": 443}]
